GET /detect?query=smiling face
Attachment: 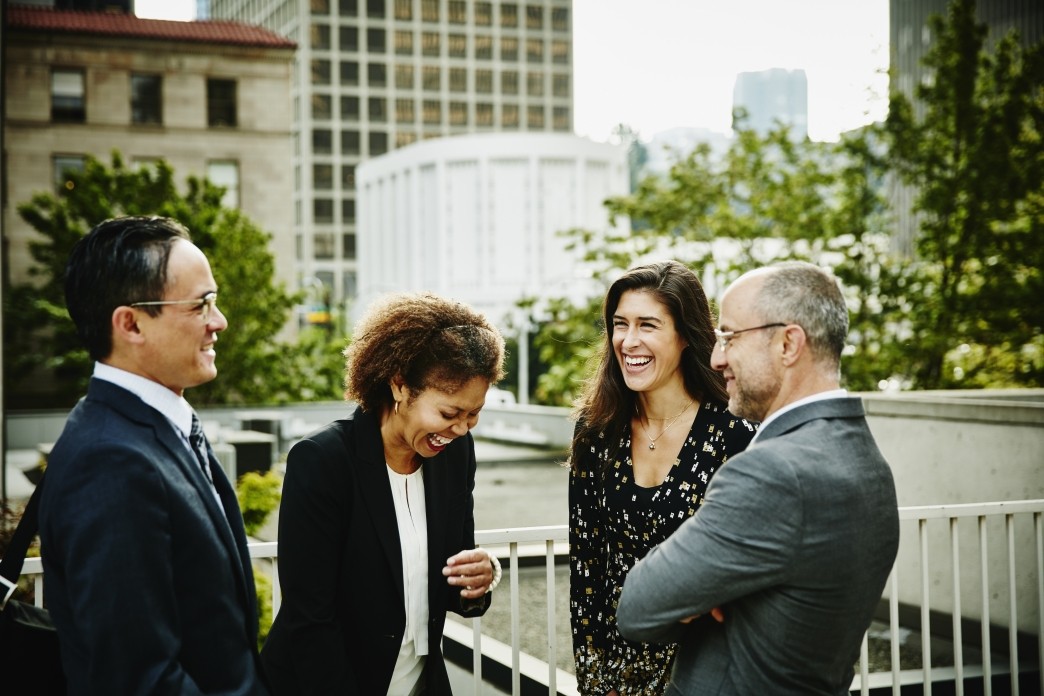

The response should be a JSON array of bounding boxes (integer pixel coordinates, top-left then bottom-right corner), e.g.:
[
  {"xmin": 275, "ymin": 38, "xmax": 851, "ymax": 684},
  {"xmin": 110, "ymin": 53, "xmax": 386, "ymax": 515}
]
[
  {"xmin": 132, "ymin": 239, "xmax": 227, "ymax": 395},
  {"xmin": 386, "ymin": 375, "xmax": 490, "ymax": 468},
  {"xmin": 611, "ymin": 290, "xmax": 689, "ymax": 395}
]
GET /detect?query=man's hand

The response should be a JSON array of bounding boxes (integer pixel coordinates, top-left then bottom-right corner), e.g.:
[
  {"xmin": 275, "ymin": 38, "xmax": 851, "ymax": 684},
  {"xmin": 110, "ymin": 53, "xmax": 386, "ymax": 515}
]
[{"xmin": 679, "ymin": 606, "xmax": 725, "ymax": 624}]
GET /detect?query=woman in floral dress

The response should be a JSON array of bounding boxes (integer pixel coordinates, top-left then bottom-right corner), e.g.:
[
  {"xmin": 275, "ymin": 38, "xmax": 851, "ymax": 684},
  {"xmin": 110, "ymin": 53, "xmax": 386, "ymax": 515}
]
[{"xmin": 569, "ymin": 261, "xmax": 756, "ymax": 695}]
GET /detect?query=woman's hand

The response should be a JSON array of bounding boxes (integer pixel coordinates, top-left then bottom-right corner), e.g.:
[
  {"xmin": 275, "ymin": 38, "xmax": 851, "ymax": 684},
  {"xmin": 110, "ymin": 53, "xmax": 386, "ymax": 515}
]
[{"xmin": 443, "ymin": 548, "xmax": 494, "ymax": 600}]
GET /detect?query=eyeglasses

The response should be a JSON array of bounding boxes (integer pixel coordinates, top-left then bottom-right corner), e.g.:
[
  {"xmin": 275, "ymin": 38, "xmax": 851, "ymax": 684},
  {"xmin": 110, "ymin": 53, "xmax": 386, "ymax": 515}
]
[
  {"xmin": 713, "ymin": 322, "xmax": 787, "ymax": 350},
  {"xmin": 130, "ymin": 292, "xmax": 219, "ymax": 323}
]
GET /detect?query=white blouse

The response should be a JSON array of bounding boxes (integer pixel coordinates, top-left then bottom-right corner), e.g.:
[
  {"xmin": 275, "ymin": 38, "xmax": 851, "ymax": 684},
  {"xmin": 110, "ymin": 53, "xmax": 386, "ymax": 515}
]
[{"xmin": 386, "ymin": 464, "xmax": 429, "ymax": 696}]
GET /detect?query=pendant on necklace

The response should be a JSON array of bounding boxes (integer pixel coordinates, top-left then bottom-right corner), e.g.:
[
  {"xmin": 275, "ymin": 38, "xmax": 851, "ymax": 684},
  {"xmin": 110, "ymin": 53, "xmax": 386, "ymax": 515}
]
[{"xmin": 649, "ymin": 442, "xmax": 656, "ymax": 450}]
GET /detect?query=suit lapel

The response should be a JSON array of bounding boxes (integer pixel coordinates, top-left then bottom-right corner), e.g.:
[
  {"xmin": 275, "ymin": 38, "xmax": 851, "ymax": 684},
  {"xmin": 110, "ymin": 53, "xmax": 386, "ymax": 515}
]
[{"xmin": 756, "ymin": 396, "xmax": 866, "ymax": 442}]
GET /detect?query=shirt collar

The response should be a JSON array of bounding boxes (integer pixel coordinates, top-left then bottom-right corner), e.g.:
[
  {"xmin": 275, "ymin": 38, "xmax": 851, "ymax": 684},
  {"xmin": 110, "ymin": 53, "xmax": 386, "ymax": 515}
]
[
  {"xmin": 93, "ymin": 362, "xmax": 195, "ymax": 437},
  {"xmin": 750, "ymin": 388, "xmax": 848, "ymax": 444}
]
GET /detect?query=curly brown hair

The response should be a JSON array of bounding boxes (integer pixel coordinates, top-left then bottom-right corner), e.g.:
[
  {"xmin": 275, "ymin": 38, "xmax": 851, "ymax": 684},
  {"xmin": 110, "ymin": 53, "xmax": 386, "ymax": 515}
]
[{"xmin": 344, "ymin": 292, "xmax": 506, "ymax": 412}]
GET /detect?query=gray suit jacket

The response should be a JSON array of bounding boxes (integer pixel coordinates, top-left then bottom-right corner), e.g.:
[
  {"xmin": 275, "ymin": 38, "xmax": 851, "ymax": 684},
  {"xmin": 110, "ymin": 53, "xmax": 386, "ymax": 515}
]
[{"xmin": 616, "ymin": 397, "xmax": 899, "ymax": 695}]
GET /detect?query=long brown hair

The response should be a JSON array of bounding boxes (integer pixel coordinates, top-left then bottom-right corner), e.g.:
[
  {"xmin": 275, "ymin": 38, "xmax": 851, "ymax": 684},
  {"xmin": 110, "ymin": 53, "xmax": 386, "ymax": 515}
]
[{"xmin": 570, "ymin": 260, "xmax": 727, "ymax": 469}]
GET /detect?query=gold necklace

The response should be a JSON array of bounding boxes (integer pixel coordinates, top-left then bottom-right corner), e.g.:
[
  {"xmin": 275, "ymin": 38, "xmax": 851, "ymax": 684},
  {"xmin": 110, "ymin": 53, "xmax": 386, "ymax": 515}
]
[{"xmin": 634, "ymin": 398, "xmax": 695, "ymax": 450}]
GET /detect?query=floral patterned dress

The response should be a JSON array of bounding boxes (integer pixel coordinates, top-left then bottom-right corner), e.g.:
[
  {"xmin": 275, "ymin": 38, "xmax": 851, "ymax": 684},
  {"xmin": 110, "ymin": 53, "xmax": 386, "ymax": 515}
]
[{"xmin": 569, "ymin": 400, "xmax": 756, "ymax": 696}]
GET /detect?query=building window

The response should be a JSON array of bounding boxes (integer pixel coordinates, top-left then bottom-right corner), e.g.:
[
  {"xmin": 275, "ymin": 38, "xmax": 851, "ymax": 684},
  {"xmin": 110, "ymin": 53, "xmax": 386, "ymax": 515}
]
[
  {"xmin": 367, "ymin": 0, "xmax": 385, "ymax": 18},
  {"xmin": 422, "ymin": 66, "xmax": 441, "ymax": 91},
  {"xmin": 501, "ymin": 70, "xmax": 518, "ymax": 95},
  {"xmin": 394, "ymin": 0, "xmax": 411, "ymax": 19},
  {"xmin": 51, "ymin": 68, "xmax": 85, "ymax": 123},
  {"xmin": 342, "ymin": 199, "xmax": 356, "ymax": 224},
  {"xmin": 501, "ymin": 37, "xmax": 518, "ymax": 62},
  {"xmin": 313, "ymin": 129, "xmax": 333, "ymax": 154},
  {"xmin": 396, "ymin": 131, "xmax": 417, "ymax": 147},
  {"xmin": 475, "ymin": 35, "xmax": 493, "ymax": 60},
  {"xmin": 312, "ymin": 24, "xmax": 331, "ymax": 50},
  {"xmin": 368, "ymin": 97, "xmax": 387, "ymax": 121},
  {"xmin": 552, "ymin": 39, "xmax": 569, "ymax": 65},
  {"xmin": 367, "ymin": 28, "xmax": 386, "ymax": 53},
  {"xmin": 314, "ymin": 231, "xmax": 335, "ymax": 257},
  {"xmin": 527, "ymin": 105, "xmax": 544, "ymax": 129},
  {"xmin": 130, "ymin": 73, "xmax": 162, "ymax": 125},
  {"xmin": 343, "ymin": 270, "xmax": 358, "ymax": 300},
  {"xmin": 475, "ymin": 1, "xmax": 491, "ymax": 25},
  {"xmin": 313, "ymin": 94, "xmax": 333, "ymax": 119},
  {"xmin": 476, "ymin": 102, "xmax": 493, "ymax": 126},
  {"xmin": 553, "ymin": 73, "xmax": 569, "ymax": 97},
  {"xmin": 422, "ymin": 32, "xmax": 440, "ymax": 57},
  {"xmin": 339, "ymin": 0, "xmax": 358, "ymax": 15},
  {"xmin": 500, "ymin": 3, "xmax": 517, "ymax": 27},
  {"xmin": 368, "ymin": 63, "xmax": 387, "ymax": 86},
  {"xmin": 553, "ymin": 106, "xmax": 570, "ymax": 131},
  {"xmin": 311, "ymin": 0, "xmax": 329, "ymax": 14},
  {"xmin": 448, "ymin": 34, "xmax": 467, "ymax": 58},
  {"xmin": 369, "ymin": 131, "xmax": 388, "ymax": 155},
  {"xmin": 448, "ymin": 0, "xmax": 466, "ymax": 23},
  {"xmin": 449, "ymin": 101, "xmax": 467, "ymax": 126},
  {"xmin": 207, "ymin": 78, "xmax": 237, "ymax": 127},
  {"xmin": 314, "ymin": 163, "xmax": 334, "ymax": 189},
  {"xmin": 342, "ymin": 165, "xmax": 356, "ymax": 188},
  {"xmin": 395, "ymin": 64, "xmax": 414, "ymax": 89},
  {"xmin": 342, "ymin": 130, "xmax": 361, "ymax": 154},
  {"xmin": 502, "ymin": 103, "xmax": 519, "ymax": 128},
  {"xmin": 449, "ymin": 68, "xmax": 467, "ymax": 92},
  {"xmin": 396, "ymin": 98, "xmax": 415, "ymax": 122},
  {"xmin": 207, "ymin": 160, "xmax": 240, "ymax": 208},
  {"xmin": 526, "ymin": 5, "xmax": 543, "ymax": 29},
  {"xmin": 341, "ymin": 96, "xmax": 360, "ymax": 120},
  {"xmin": 421, "ymin": 0, "xmax": 438, "ymax": 21},
  {"xmin": 552, "ymin": 7, "xmax": 569, "ymax": 31},
  {"xmin": 343, "ymin": 232, "xmax": 357, "ymax": 259},
  {"xmin": 395, "ymin": 30, "xmax": 413, "ymax": 55},
  {"xmin": 340, "ymin": 26, "xmax": 359, "ymax": 51},
  {"xmin": 526, "ymin": 38, "xmax": 543, "ymax": 63},
  {"xmin": 423, "ymin": 99, "xmax": 441, "ymax": 124},
  {"xmin": 52, "ymin": 154, "xmax": 85, "ymax": 191},
  {"xmin": 527, "ymin": 71, "xmax": 544, "ymax": 97},
  {"xmin": 340, "ymin": 61, "xmax": 360, "ymax": 85},
  {"xmin": 475, "ymin": 69, "xmax": 493, "ymax": 93},
  {"xmin": 312, "ymin": 59, "xmax": 332, "ymax": 84}
]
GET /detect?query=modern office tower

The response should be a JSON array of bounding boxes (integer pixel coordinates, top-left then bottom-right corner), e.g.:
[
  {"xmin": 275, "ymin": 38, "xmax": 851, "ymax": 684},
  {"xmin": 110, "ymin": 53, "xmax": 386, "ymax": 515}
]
[
  {"xmin": 889, "ymin": 0, "xmax": 1042, "ymax": 252},
  {"xmin": 732, "ymin": 68, "xmax": 808, "ymax": 141},
  {"xmin": 206, "ymin": 0, "xmax": 575, "ymax": 317}
]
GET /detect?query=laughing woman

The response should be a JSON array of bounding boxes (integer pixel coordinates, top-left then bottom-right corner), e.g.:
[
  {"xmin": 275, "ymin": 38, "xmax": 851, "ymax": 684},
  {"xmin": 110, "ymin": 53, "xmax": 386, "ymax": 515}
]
[
  {"xmin": 261, "ymin": 292, "xmax": 506, "ymax": 696},
  {"xmin": 568, "ymin": 261, "xmax": 756, "ymax": 696}
]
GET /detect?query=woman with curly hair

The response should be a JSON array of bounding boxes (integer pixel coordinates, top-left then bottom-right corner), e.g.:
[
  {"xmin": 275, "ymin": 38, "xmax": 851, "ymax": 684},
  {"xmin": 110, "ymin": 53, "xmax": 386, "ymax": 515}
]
[
  {"xmin": 262, "ymin": 292, "xmax": 506, "ymax": 696},
  {"xmin": 569, "ymin": 261, "xmax": 756, "ymax": 695}
]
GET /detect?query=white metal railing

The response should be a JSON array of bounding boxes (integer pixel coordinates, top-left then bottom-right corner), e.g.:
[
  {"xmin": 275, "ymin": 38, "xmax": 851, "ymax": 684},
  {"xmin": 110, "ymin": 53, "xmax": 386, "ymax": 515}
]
[{"xmin": 11, "ymin": 501, "xmax": 1043, "ymax": 696}]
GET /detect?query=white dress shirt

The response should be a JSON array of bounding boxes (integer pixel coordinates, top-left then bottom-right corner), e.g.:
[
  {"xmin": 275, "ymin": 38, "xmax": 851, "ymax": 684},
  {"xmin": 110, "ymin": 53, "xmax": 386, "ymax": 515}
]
[{"xmin": 386, "ymin": 464, "xmax": 429, "ymax": 696}]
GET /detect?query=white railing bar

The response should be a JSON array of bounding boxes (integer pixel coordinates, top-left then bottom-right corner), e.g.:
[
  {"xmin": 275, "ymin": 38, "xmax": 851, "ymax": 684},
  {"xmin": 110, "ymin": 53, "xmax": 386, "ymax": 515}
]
[
  {"xmin": 510, "ymin": 541, "xmax": 520, "ymax": 696},
  {"xmin": 979, "ymin": 515, "xmax": 993, "ymax": 696},
  {"xmin": 920, "ymin": 518, "xmax": 932, "ymax": 695},
  {"xmin": 890, "ymin": 568, "xmax": 901, "ymax": 696},
  {"xmin": 271, "ymin": 562, "xmax": 281, "ymax": 617},
  {"xmin": 248, "ymin": 540, "xmax": 279, "ymax": 558},
  {"xmin": 34, "ymin": 574, "xmax": 43, "ymax": 608},
  {"xmin": 950, "ymin": 516, "xmax": 964, "ymax": 696},
  {"xmin": 545, "ymin": 539, "xmax": 557, "ymax": 696},
  {"xmin": 900, "ymin": 500, "xmax": 1044, "ymax": 520},
  {"xmin": 1035, "ymin": 512, "xmax": 1044, "ymax": 696},
  {"xmin": 1006, "ymin": 514, "xmax": 1019, "ymax": 696},
  {"xmin": 476, "ymin": 525, "xmax": 568, "ymax": 545},
  {"xmin": 471, "ymin": 616, "xmax": 482, "ymax": 696},
  {"xmin": 858, "ymin": 632, "xmax": 870, "ymax": 696}
]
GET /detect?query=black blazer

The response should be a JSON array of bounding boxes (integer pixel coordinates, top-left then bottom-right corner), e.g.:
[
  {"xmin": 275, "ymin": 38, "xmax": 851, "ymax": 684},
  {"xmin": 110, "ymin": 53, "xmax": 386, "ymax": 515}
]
[
  {"xmin": 39, "ymin": 378, "xmax": 267, "ymax": 695},
  {"xmin": 260, "ymin": 406, "xmax": 490, "ymax": 695}
]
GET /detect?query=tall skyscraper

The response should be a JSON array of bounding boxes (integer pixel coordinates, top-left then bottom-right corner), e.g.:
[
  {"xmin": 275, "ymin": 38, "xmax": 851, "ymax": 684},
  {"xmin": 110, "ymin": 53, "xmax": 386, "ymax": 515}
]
[
  {"xmin": 732, "ymin": 68, "xmax": 808, "ymax": 141},
  {"xmin": 206, "ymin": 0, "xmax": 575, "ymax": 317}
]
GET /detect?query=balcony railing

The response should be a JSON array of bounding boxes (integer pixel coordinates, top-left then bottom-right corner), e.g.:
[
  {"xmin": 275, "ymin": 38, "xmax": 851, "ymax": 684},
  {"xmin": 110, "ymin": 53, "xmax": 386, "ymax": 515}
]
[{"xmin": 14, "ymin": 500, "xmax": 1044, "ymax": 696}]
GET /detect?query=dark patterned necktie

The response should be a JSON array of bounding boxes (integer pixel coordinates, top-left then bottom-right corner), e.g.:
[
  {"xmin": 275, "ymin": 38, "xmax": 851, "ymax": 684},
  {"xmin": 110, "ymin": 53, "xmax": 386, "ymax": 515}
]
[{"xmin": 189, "ymin": 413, "xmax": 214, "ymax": 485}]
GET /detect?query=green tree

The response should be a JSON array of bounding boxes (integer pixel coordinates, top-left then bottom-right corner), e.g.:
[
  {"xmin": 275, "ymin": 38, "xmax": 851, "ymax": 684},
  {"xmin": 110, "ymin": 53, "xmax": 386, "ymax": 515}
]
[
  {"xmin": 885, "ymin": 0, "xmax": 1044, "ymax": 388},
  {"xmin": 4, "ymin": 152, "xmax": 345, "ymax": 408}
]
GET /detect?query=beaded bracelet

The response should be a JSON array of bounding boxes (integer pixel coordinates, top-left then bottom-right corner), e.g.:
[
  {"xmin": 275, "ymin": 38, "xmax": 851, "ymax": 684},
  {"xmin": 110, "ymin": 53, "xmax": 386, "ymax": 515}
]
[{"xmin": 487, "ymin": 553, "xmax": 502, "ymax": 593}]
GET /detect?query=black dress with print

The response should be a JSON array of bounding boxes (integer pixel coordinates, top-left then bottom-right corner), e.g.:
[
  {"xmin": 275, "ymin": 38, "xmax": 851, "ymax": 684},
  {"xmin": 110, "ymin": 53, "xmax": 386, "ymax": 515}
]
[{"xmin": 568, "ymin": 400, "xmax": 756, "ymax": 696}]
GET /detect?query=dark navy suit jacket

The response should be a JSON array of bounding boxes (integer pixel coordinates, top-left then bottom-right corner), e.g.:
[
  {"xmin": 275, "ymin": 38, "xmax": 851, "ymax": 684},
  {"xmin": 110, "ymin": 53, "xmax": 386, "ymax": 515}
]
[
  {"xmin": 39, "ymin": 378, "xmax": 267, "ymax": 695},
  {"xmin": 260, "ymin": 406, "xmax": 490, "ymax": 695}
]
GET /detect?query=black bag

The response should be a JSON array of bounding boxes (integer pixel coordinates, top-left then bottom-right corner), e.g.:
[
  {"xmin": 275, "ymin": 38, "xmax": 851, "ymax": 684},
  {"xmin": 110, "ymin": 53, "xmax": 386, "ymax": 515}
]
[{"xmin": 0, "ymin": 476, "xmax": 67, "ymax": 695}]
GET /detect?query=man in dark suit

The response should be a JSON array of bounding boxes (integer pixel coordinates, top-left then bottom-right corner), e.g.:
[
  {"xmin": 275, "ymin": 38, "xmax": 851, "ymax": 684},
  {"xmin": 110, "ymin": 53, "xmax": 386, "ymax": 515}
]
[
  {"xmin": 39, "ymin": 216, "xmax": 268, "ymax": 695},
  {"xmin": 617, "ymin": 261, "xmax": 899, "ymax": 695}
]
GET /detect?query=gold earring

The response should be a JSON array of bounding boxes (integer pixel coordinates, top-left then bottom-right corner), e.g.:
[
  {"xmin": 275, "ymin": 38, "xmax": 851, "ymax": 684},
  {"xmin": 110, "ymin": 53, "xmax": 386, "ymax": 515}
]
[{"xmin": 394, "ymin": 401, "xmax": 399, "ymax": 415}]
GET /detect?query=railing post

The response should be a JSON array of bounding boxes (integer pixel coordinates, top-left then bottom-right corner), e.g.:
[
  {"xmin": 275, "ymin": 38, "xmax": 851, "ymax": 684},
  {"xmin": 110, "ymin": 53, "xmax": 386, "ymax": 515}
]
[
  {"xmin": 920, "ymin": 518, "xmax": 932, "ymax": 695},
  {"xmin": 1006, "ymin": 514, "xmax": 1019, "ymax": 696},
  {"xmin": 979, "ymin": 515, "xmax": 992, "ymax": 696},
  {"xmin": 950, "ymin": 516, "xmax": 964, "ymax": 696}
]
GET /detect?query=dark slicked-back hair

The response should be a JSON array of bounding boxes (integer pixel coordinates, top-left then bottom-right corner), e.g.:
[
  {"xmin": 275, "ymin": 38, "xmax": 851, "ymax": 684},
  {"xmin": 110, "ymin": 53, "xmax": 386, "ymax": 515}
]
[
  {"xmin": 65, "ymin": 216, "xmax": 191, "ymax": 361},
  {"xmin": 344, "ymin": 292, "xmax": 506, "ymax": 412},
  {"xmin": 571, "ymin": 260, "xmax": 727, "ymax": 469}
]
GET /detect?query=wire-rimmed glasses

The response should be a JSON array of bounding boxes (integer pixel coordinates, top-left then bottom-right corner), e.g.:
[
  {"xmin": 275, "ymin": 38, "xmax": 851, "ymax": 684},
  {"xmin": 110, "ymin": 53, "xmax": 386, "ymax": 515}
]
[
  {"xmin": 713, "ymin": 322, "xmax": 787, "ymax": 350},
  {"xmin": 130, "ymin": 292, "xmax": 218, "ymax": 323}
]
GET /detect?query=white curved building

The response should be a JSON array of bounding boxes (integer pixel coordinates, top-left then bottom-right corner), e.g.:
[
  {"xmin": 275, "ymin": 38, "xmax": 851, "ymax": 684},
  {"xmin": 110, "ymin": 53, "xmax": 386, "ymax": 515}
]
[{"xmin": 355, "ymin": 131, "xmax": 628, "ymax": 325}]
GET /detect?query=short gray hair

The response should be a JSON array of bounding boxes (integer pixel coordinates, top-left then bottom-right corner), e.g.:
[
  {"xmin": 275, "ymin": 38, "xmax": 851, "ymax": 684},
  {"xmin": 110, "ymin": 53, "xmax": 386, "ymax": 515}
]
[{"xmin": 754, "ymin": 262, "xmax": 848, "ymax": 368}]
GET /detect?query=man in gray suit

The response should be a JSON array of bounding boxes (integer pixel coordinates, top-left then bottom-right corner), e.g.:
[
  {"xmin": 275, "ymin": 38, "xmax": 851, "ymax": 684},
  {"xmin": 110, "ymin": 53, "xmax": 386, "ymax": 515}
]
[{"xmin": 617, "ymin": 261, "xmax": 899, "ymax": 695}]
